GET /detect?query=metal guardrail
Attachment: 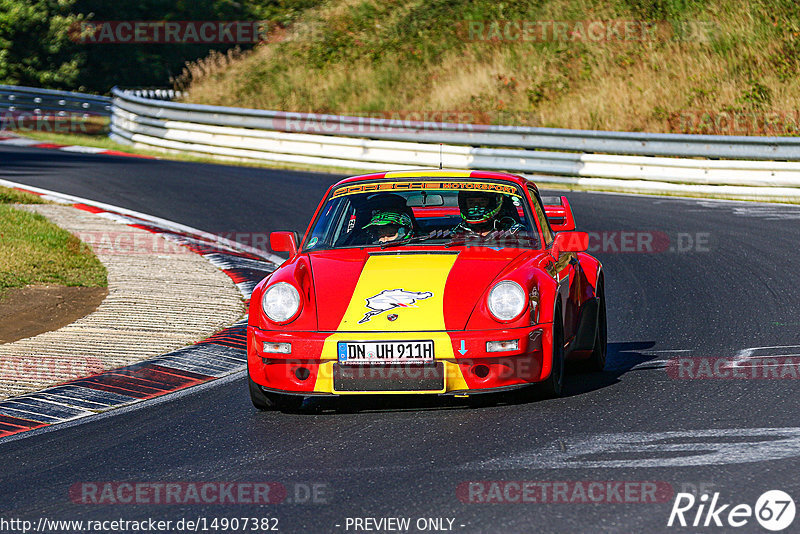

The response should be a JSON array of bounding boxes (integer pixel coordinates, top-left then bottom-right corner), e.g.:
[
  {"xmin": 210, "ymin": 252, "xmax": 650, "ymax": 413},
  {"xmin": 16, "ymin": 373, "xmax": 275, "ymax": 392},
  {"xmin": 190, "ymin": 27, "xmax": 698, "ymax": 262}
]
[
  {"xmin": 112, "ymin": 87, "xmax": 800, "ymax": 161},
  {"xmin": 109, "ymin": 87, "xmax": 800, "ymax": 201},
  {"xmin": 125, "ymin": 89, "xmax": 183, "ymax": 101},
  {"xmin": 0, "ymin": 85, "xmax": 111, "ymax": 117},
  {"xmin": 6, "ymin": 83, "xmax": 799, "ymax": 200}
]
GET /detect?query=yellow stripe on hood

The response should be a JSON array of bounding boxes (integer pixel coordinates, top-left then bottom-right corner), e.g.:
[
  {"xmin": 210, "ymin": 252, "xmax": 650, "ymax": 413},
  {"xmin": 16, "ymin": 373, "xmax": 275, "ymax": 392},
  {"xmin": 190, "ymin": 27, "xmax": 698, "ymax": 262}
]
[
  {"xmin": 336, "ymin": 253, "xmax": 458, "ymax": 331},
  {"xmin": 314, "ymin": 252, "xmax": 469, "ymax": 393}
]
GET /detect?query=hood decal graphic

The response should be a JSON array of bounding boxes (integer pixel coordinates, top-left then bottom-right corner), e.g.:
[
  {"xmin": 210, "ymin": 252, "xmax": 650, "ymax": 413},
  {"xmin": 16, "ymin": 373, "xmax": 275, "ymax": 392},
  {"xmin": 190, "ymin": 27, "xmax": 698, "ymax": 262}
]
[
  {"xmin": 336, "ymin": 254, "xmax": 458, "ymax": 331},
  {"xmin": 358, "ymin": 289, "xmax": 433, "ymax": 324}
]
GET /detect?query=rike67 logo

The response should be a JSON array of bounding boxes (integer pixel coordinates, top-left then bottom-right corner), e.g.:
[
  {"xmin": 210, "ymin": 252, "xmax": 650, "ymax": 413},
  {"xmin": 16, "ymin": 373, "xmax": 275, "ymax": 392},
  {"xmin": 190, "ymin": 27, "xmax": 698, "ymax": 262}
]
[{"xmin": 668, "ymin": 490, "xmax": 795, "ymax": 531}]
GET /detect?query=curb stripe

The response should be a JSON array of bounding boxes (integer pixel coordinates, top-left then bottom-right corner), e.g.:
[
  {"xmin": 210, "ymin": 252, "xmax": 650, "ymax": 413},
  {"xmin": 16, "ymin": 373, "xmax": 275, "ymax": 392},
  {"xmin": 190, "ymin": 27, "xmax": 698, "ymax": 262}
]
[
  {"xmin": 201, "ymin": 323, "xmax": 247, "ymax": 350},
  {"xmin": 0, "ymin": 398, "xmax": 90, "ymax": 419},
  {"xmin": 0, "ymin": 415, "xmax": 49, "ymax": 432},
  {"xmin": 0, "ymin": 407, "xmax": 62, "ymax": 425},
  {"xmin": 0, "ymin": 135, "xmax": 156, "ymax": 159},
  {"xmin": 0, "ymin": 180, "xmax": 280, "ymax": 441}
]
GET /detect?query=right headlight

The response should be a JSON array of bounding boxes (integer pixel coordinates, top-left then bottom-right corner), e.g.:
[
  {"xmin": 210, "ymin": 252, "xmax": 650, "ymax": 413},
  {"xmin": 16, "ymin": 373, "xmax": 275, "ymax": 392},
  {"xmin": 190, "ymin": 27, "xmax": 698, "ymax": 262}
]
[
  {"xmin": 487, "ymin": 281, "xmax": 526, "ymax": 322},
  {"xmin": 262, "ymin": 282, "xmax": 301, "ymax": 323}
]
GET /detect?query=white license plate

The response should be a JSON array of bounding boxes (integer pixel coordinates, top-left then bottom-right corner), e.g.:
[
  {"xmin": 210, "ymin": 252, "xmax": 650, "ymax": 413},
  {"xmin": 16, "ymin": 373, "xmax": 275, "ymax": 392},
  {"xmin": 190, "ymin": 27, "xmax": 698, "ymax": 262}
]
[{"xmin": 337, "ymin": 340, "xmax": 434, "ymax": 364}]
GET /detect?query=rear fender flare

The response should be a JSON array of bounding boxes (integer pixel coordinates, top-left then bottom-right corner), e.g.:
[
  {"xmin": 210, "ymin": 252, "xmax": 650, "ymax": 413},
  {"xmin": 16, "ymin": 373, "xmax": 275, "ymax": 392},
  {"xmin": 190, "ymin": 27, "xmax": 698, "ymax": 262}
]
[{"xmin": 577, "ymin": 252, "xmax": 601, "ymax": 289}]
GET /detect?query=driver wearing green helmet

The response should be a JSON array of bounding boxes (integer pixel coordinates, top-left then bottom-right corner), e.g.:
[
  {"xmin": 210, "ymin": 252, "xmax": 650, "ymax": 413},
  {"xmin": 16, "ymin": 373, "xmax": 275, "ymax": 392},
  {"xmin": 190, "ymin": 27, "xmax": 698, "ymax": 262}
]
[
  {"xmin": 363, "ymin": 210, "xmax": 414, "ymax": 244},
  {"xmin": 453, "ymin": 190, "xmax": 523, "ymax": 236}
]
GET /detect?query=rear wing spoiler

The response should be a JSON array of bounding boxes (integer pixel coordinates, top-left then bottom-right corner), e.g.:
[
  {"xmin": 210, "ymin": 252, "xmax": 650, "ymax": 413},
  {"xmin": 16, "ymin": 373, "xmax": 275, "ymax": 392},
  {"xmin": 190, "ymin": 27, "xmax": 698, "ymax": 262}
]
[{"xmin": 541, "ymin": 195, "xmax": 576, "ymax": 232}]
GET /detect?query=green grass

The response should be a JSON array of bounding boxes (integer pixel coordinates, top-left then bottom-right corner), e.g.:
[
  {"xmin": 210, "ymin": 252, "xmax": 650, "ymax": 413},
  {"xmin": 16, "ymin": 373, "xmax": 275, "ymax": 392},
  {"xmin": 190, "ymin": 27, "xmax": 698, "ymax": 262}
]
[
  {"xmin": 0, "ymin": 186, "xmax": 46, "ymax": 204},
  {"xmin": 18, "ymin": 130, "xmax": 364, "ymax": 174},
  {"xmin": 0, "ymin": 199, "xmax": 107, "ymax": 296},
  {"xmin": 21, "ymin": 131, "xmax": 135, "ymax": 152}
]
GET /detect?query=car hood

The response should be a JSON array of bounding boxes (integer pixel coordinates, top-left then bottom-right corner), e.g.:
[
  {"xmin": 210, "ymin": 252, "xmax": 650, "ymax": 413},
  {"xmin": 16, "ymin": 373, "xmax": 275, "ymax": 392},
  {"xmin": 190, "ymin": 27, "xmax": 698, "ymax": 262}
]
[{"xmin": 308, "ymin": 247, "xmax": 526, "ymax": 331}]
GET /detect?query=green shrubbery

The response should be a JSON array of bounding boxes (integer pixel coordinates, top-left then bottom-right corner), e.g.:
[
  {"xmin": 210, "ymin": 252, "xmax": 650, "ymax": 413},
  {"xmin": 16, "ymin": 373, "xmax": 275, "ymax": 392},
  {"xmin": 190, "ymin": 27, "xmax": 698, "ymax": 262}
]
[{"xmin": 0, "ymin": 0, "xmax": 317, "ymax": 93}]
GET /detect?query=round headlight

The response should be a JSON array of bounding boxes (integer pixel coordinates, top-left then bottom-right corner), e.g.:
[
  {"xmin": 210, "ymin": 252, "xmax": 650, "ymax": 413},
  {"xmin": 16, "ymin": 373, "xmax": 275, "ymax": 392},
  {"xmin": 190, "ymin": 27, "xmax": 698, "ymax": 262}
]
[
  {"xmin": 487, "ymin": 281, "xmax": 527, "ymax": 322},
  {"xmin": 262, "ymin": 282, "xmax": 301, "ymax": 323}
]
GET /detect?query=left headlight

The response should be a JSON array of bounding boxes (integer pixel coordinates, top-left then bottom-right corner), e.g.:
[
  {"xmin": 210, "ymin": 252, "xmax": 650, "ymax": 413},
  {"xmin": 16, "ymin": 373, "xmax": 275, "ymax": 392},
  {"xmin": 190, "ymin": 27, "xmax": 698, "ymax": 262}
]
[
  {"xmin": 487, "ymin": 281, "xmax": 526, "ymax": 322},
  {"xmin": 262, "ymin": 282, "xmax": 301, "ymax": 323}
]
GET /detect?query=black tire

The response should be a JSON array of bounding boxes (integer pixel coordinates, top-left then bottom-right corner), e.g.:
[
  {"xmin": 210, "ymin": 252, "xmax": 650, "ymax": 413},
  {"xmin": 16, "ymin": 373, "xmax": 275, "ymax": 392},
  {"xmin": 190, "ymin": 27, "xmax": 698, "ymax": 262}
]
[
  {"xmin": 538, "ymin": 313, "xmax": 565, "ymax": 398},
  {"xmin": 249, "ymin": 375, "xmax": 276, "ymax": 410},
  {"xmin": 584, "ymin": 281, "xmax": 608, "ymax": 373},
  {"xmin": 248, "ymin": 375, "xmax": 304, "ymax": 412}
]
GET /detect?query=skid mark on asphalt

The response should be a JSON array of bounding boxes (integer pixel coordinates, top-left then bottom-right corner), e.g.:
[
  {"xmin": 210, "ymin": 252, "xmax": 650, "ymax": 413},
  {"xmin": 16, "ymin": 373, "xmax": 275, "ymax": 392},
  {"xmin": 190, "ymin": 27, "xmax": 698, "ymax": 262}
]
[
  {"xmin": 0, "ymin": 194, "xmax": 277, "ymax": 441},
  {"xmin": 462, "ymin": 427, "xmax": 800, "ymax": 469},
  {"xmin": 609, "ymin": 345, "xmax": 800, "ymax": 375},
  {"xmin": 607, "ymin": 348, "xmax": 689, "ymax": 372},
  {"xmin": 603, "ymin": 342, "xmax": 689, "ymax": 372},
  {"xmin": 663, "ymin": 198, "xmax": 800, "ymax": 220}
]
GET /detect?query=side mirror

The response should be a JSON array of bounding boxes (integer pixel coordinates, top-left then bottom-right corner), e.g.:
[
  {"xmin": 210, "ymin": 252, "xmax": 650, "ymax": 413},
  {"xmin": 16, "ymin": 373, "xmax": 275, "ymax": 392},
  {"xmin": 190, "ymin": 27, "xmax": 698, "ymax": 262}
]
[
  {"xmin": 270, "ymin": 231, "xmax": 298, "ymax": 255},
  {"xmin": 552, "ymin": 231, "xmax": 588, "ymax": 256},
  {"xmin": 542, "ymin": 196, "xmax": 576, "ymax": 232}
]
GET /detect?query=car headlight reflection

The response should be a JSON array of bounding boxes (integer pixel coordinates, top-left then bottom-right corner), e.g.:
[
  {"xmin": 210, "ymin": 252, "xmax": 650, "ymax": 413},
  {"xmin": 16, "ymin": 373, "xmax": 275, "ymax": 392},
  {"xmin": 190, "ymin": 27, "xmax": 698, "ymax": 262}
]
[
  {"xmin": 487, "ymin": 281, "xmax": 526, "ymax": 322},
  {"xmin": 262, "ymin": 282, "xmax": 301, "ymax": 323}
]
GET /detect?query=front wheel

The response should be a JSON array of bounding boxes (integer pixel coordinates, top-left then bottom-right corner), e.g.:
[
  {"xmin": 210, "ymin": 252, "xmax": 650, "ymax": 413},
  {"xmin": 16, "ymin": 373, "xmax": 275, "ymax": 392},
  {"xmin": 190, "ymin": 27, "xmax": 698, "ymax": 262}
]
[
  {"xmin": 538, "ymin": 317, "xmax": 565, "ymax": 398},
  {"xmin": 248, "ymin": 375, "xmax": 304, "ymax": 412}
]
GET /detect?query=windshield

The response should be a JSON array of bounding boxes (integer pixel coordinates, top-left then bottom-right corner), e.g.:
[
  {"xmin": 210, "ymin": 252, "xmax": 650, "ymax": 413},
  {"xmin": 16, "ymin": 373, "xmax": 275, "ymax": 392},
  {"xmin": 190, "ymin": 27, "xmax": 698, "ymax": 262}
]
[{"xmin": 303, "ymin": 180, "xmax": 540, "ymax": 251}]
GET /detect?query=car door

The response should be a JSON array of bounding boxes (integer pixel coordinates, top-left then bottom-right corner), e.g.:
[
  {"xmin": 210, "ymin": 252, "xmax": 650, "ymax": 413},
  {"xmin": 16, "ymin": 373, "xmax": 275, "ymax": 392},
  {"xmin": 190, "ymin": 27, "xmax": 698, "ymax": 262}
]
[{"xmin": 528, "ymin": 186, "xmax": 581, "ymax": 341}]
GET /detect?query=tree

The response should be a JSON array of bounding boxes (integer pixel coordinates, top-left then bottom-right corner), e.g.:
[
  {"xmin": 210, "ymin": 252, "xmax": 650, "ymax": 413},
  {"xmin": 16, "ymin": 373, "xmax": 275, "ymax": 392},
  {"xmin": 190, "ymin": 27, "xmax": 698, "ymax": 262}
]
[
  {"xmin": 0, "ymin": 0, "xmax": 86, "ymax": 89},
  {"xmin": 0, "ymin": 0, "xmax": 319, "ymax": 93},
  {"xmin": 70, "ymin": 0, "xmax": 249, "ymax": 92}
]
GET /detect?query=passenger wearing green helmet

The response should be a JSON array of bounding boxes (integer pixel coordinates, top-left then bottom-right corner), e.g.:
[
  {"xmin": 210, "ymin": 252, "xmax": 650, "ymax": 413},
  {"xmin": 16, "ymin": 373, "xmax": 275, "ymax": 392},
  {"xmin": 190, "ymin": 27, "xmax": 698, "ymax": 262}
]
[
  {"xmin": 363, "ymin": 210, "xmax": 414, "ymax": 244},
  {"xmin": 453, "ymin": 190, "xmax": 523, "ymax": 236}
]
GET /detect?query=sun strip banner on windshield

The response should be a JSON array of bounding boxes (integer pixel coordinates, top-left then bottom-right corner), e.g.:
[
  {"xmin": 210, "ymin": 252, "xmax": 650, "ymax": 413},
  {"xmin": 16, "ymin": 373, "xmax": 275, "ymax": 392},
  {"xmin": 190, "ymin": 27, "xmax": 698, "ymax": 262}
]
[{"xmin": 331, "ymin": 181, "xmax": 522, "ymax": 199}]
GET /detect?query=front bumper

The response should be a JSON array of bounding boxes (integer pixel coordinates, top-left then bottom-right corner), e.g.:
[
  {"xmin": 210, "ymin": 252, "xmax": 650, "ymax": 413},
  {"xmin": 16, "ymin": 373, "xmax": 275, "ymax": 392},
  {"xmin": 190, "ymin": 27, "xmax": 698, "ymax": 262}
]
[{"xmin": 247, "ymin": 325, "xmax": 552, "ymax": 395}]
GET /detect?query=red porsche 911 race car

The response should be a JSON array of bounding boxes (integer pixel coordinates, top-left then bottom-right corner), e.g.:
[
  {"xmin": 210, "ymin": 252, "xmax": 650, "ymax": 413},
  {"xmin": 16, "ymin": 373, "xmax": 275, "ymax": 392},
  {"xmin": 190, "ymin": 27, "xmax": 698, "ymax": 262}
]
[{"xmin": 247, "ymin": 170, "xmax": 606, "ymax": 410}]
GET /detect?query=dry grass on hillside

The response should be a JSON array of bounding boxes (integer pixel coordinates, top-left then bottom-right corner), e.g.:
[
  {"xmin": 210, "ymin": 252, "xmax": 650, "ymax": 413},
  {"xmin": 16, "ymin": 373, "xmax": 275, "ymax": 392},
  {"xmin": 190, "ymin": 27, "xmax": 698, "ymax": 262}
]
[{"xmin": 177, "ymin": 0, "xmax": 800, "ymax": 134}]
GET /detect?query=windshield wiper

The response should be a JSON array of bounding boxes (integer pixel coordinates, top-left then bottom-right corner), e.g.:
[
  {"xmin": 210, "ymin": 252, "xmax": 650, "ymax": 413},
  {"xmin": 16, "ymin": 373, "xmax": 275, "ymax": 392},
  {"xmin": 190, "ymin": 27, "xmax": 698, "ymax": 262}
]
[
  {"xmin": 443, "ymin": 231, "xmax": 491, "ymax": 248},
  {"xmin": 444, "ymin": 230, "xmax": 536, "ymax": 249},
  {"xmin": 443, "ymin": 236, "xmax": 469, "ymax": 248},
  {"xmin": 379, "ymin": 233, "xmax": 439, "ymax": 249}
]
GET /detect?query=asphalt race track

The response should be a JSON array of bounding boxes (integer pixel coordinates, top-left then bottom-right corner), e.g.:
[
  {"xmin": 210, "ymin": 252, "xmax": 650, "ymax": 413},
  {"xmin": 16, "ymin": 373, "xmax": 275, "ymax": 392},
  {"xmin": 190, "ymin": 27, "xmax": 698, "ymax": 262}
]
[{"xmin": 2, "ymin": 145, "xmax": 800, "ymax": 533}]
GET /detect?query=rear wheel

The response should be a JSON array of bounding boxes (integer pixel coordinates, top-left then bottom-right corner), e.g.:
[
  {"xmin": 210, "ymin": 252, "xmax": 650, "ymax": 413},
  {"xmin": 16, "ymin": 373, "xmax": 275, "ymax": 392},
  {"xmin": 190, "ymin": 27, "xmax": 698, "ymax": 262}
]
[
  {"xmin": 584, "ymin": 281, "xmax": 607, "ymax": 372},
  {"xmin": 538, "ymin": 314, "xmax": 565, "ymax": 398}
]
